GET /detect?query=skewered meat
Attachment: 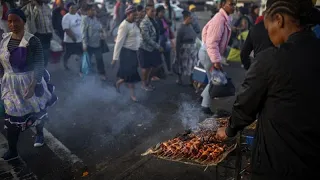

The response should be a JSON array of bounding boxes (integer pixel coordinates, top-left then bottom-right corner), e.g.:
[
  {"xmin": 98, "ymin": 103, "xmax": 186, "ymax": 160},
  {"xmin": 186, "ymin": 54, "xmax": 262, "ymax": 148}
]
[{"xmin": 148, "ymin": 130, "xmax": 231, "ymax": 165}]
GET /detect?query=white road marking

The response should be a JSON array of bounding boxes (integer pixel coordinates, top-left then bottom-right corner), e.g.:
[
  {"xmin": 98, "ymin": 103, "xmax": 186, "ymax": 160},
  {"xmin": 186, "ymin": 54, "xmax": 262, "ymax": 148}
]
[{"xmin": 31, "ymin": 128, "xmax": 83, "ymax": 164}]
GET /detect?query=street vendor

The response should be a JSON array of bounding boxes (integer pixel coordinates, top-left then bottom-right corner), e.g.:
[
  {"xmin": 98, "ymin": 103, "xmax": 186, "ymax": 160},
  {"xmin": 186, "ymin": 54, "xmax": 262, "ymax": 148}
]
[{"xmin": 216, "ymin": 0, "xmax": 320, "ymax": 179}]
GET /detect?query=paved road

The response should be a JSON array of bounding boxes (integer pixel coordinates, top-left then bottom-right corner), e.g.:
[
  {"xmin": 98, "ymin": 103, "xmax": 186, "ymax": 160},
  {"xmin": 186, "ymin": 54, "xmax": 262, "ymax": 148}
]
[{"xmin": 0, "ymin": 12, "xmax": 246, "ymax": 180}]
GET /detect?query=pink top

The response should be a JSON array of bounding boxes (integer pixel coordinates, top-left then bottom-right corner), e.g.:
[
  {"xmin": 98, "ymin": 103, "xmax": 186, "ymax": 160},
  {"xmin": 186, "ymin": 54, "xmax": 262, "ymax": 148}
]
[{"xmin": 202, "ymin": 8, "xmax": 231, "ymax": 63}]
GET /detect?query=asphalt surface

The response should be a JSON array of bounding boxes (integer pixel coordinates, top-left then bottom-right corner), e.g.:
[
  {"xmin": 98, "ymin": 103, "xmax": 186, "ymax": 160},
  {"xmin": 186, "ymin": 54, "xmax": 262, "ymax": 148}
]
[{"xmin": 0, "ymin": 11, "xmax": 246, "ymax": 180}]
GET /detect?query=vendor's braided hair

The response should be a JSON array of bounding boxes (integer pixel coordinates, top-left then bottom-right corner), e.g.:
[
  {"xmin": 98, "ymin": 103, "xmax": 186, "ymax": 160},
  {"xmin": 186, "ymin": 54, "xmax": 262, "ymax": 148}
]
[{"xmin": 265, "ymin": 0, "xmax": 320, "ymax": 26}]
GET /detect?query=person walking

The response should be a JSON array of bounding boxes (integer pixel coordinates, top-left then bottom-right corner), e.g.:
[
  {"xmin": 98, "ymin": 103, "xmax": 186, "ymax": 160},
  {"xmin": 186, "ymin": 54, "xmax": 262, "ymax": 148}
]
[
  {"xmin": 139, "ymin": 5, "xmax": 163, "ymax": 91},
  {"xmin": 81, "ymin": 4, "xmax": 107, "ymax": 80},
  {"xmin": 111, "ymin": 0, "xmax": 126, "ymax": 36},
  {"xmin": 216, "ymin": 0, "xmax": 320, "ymax": 179},
  {"xmin": 52, "ymin": 0, "xmax": 68, "ymax": 40},
  {"xmin": 189, "ymin": 4, "xmax": 201, "ymax": 35},
  {"xmin": 62, "ymin": 2, "xmax": 82, "ymax": 71},
  {"xmin": 199, "ymin": 0, "xmax": 234, "ymax": 115},
  {"xmin": 156, "ymin": 6, "xmax": 172, "ymax": 75},
  {"xmin": 0, "ymin": 9, "xmax": 57, "ymax": 160},
  {"xmin": 136, "ymin": 4, "xmax": 145, "ymax": 27},
  {"xmin": 0, "ymin": 0, "xmax": 15, "ymax": 34},
  {"xmin": 111, "ymin": 5, "xmax": 141, "ymax": 102},
  {"xmin": 24, "ymin": 0, "xmax": 53, "ymax": 67},
  {"xmin": 163, "ymin": 0, "xmax": 176, "ymax": 32},
  {"xmin": 240, "ymin": 16, "xmax": 273, "ymax": 70},
  {"xmin": 172, "ymin": 10, "xmax": 198, "ymax": 85}
]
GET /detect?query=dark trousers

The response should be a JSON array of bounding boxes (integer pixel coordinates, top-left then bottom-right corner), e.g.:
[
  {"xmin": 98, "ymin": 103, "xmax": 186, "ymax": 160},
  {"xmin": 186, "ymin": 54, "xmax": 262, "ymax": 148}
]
[
  {"xmin": 6, "ymin": 123, "xmax": 20, "ymax": 154},
  {"xmin": 163, "ymin": 51, "xmax": 171, "ymax": 71},
  {"xmin": 63, "ymin": 42, "xmax": 83, "ymax": 65},
  {"xmin": 6, "ymin": 121, "xmax": 44, "ymax": 153},
  {"xmin": 87, "ymin": 46, "xmax": 105, "ymax": 75}
]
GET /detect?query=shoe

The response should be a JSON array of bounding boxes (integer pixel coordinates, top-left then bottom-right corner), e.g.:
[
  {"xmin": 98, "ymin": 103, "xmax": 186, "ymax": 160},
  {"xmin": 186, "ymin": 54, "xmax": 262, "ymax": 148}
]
[
  {"xmin": 141, "ymin": 86, "xmax": 153, "ymax": 91},
  {"xmin": 131, "ymin": 96, "xmax": 139, "ymax": 102},
  {"xmin": 34, "ymin": 135, "xmax": 44, "ymax": 147},
  {"xmin": 202, "ymin": 107, "xmax": 214, "ymax": 116},
  {"xmin": 1, "ymin": 151, "xmax": 19, "ymax": 161},
  {"xmin": 151, "ymin": 76, "xmax": 160, "ymax": 81}
]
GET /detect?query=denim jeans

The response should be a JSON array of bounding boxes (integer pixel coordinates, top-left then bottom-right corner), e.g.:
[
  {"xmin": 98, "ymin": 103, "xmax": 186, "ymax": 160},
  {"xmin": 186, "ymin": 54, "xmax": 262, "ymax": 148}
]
[{"xmin": 198, "ymin": 48, "xmax": 213, "ymax": 108}]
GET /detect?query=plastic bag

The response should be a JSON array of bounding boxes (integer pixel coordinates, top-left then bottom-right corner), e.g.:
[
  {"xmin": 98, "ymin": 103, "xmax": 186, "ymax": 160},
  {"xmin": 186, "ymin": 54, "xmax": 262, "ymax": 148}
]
[
  {"xmin": 209, "ymin": 77, "xmax": 236, "ymax": 98},
  {"xmin": 52, "ymin": 31, "xmax": 62, "ymax": 44},
  {"xmin": 81, "ymin": 52, "xmax": 91, "ymax": 75},
  {"xmin": 227, "ymin": 48, "xmax": 241, "ymax": 62},
  {"xmin": 50, "ymin": 40, "xmax": 63, "ymax": 52},
  {"xmin": 211, "ymin": 69, "xmax": 228, "ymax": 85}
]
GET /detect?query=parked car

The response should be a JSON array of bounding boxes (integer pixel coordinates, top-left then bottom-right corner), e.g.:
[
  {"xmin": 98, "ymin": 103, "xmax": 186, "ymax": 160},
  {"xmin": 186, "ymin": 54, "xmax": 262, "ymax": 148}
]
[{"xmin": 155, "ymin": 3, "xmax": 183, "ymax": 20}]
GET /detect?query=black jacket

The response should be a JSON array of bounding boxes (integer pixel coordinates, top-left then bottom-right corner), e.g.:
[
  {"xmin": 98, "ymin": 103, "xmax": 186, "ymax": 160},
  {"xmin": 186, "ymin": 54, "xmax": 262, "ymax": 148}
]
[
  {"xmin": 240, "ymin": 21, "xmax": 273, "ymax": 70},
  {"xmin": 227, "ymin": 31, "xmax": 320, "ymax": 179},
  {"xmin": 52, "ymin": 7, "xmax": 67, "ymax": 39}
]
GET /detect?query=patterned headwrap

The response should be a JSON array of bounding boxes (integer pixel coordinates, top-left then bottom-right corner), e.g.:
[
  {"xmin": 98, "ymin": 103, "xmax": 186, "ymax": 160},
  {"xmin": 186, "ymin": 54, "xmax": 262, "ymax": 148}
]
[
  {"xmin": 125, "ymin": 5, "xmax": 136, "ymax": 15},
  {"xmin": 6, "ymin": 8, "xmax": 26, "ymax": 22}
]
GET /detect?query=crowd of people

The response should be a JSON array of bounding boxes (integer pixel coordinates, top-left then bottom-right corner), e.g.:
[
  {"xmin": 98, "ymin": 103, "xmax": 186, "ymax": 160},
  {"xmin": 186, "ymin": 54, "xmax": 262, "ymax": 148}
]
[{"xmin": 1, "ymin": 0, "xmax": 320, "ymax": 179}]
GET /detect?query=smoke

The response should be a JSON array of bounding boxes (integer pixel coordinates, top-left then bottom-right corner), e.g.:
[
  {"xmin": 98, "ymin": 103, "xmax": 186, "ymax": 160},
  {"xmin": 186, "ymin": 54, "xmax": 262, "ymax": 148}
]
[{"xmin": 174, "ymin": 93, "xmax": 202, "ymax": 130}]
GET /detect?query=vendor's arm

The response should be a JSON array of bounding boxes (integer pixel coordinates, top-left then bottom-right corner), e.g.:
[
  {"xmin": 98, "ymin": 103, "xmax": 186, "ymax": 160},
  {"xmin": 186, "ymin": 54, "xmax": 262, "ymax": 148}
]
[{"xmin": 226, "ymin": 48, "xmax": 274, "ymax": 137}]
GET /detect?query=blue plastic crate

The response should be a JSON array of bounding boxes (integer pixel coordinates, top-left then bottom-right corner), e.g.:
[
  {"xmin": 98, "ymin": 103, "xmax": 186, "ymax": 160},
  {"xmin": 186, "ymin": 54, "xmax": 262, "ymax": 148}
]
[{"xmin": 192, "ymin": 66, "xmax": 209, "ymax": 84}]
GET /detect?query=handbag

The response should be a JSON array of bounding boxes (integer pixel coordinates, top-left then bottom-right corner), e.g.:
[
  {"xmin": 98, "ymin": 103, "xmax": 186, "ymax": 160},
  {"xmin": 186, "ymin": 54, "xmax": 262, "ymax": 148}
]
[
  {"xmin": 209, "ymin": 77, "xmax": 236, "ymax": 98},
  {"xmin": 192, "ymin": 61, "xmax": 209, "ymax": 84},
  {"xmin": 81, "ymin": 52, "xmax": 91, "ymax": 75},
  {"xmin": 100, "ymin": 39, "xmax": 110, "ymax": 53}
]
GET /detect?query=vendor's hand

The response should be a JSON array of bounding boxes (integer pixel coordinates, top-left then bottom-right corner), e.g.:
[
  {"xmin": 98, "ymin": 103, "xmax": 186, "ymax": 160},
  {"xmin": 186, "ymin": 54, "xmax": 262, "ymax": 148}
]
[
  {"xmin": 216, "ymin": 127, "xmax": 228, "ymax": 141},
  {"xmin": 24, "ymin": 81, "xmax": 36, "ymax": 99}
]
